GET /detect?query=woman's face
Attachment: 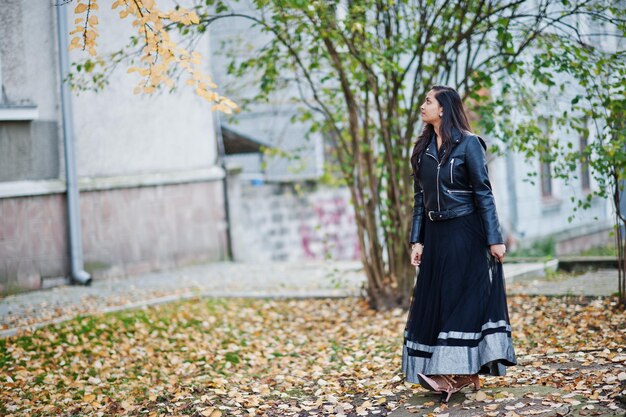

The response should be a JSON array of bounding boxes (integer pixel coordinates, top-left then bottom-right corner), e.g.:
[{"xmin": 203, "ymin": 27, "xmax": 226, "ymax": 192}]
[{"xmin": 420, "ymin": 90, "xmax": 443, "ymax": 125}]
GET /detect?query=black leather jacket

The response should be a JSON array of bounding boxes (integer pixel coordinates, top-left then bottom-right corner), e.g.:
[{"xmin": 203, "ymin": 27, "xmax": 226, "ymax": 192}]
[{"xmin": 409, "ymin": 127, "xmax": 504, "ymax": 246}]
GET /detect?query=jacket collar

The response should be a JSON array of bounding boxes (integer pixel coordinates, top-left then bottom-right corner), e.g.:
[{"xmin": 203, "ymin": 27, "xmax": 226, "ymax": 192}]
[
  {"xmin": 451, "ymin": 126, "xmax": 464, "ymax": 144},
  {"xmin": 425, "ymin": 133, "xmax": 441, "ymax": 160},
  {"xmin": 423, "ymin": 127, "xmax": 477, "ymax": 161},
  {"xmin": 429, "ymin": 127, "xmax": 465, "ymax": 145},
  {"xmin": 425, "ymin": 127, "xmax": 462, "ymax": 156},
  {"xmin": 451, "ymin": 127, "xmax": 488, "ymax": 150}
]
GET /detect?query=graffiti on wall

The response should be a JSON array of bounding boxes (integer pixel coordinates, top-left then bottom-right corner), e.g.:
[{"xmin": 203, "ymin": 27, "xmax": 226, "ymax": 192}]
[
  {"xmin": 236, "ymin": 183, "xmax": 362, "ymax": 262},
  {"xmin": 299, "ymin": 194, "xmax": 361, "ymax": 260}
]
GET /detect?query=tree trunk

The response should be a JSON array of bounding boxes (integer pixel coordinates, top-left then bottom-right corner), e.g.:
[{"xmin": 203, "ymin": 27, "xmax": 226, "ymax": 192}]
[
  {"xmin": 348, "ymin": 177, "xmax": 415, "ymax": 311},
  {"xmin": 612, "ymin": 176, "xmax": 626, "ymax": 307}
]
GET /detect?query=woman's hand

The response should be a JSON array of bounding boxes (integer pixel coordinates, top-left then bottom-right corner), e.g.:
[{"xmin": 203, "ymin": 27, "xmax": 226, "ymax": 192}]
[
  {"xmin": 411, "ymin": 243, "xmax": 424, "ymax": 267},
  {"xmin": 490, "ymin": 244, "xmax": 506, "ymax": 263}
]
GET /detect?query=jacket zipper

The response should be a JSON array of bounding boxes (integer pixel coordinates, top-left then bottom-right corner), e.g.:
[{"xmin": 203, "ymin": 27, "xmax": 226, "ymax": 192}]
[
  {"xmin": 436, "ymin": 164, "xmax": 441, "ymax": 211},
  {"xmin": 447, "ymin": 189, "xmax": 472, "ymax": 194},
  {"xmin": 425, "ymin": 151, "xmax": 441, "ymax": 211},
  {"xmin": 450, "ymin": 158, "xmax": 454, "ymax": 183}
]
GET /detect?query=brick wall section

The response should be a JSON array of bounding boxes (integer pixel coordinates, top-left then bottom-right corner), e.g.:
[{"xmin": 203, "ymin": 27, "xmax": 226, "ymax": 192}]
[
  {"xmin": 0, "ymin": 194, "xmax": 69, "ymax": 293},
  {"xmin": 80, "ymin": 181, "xmax": 227, "ymax": 277},
  {"xmin": 0, "ymin": 180, "xmax": 227, "ymax": 294},
  {"xmin": 555, "ymin": 228, "xmax": 613, "ymax": 256}
]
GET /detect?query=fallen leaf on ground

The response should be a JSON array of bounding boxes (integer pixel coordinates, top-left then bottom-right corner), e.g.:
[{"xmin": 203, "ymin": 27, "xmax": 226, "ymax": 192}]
[{"xmin": 0, "ymin": 295, "xmax": 624, "ymax": 415}]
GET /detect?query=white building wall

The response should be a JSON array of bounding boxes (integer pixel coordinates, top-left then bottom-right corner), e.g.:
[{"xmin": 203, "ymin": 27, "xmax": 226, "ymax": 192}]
[
  {"xmin": 209, "ymin": 1, "xmax": 324, "ymax": 181},
  {"xmin": 68, "ymin": 1, "xmax": 218, "ymax": 178},
  {"xmin": 0, "ymin": 1, "xmax": 228, "ymax": 294},
  {"xmin": 0, "ymin": 1, "xmax": 60, "ymax": 118},
  {"xmin": 489, "ymin": 126, "xmax": 609, "ymax": 246}
]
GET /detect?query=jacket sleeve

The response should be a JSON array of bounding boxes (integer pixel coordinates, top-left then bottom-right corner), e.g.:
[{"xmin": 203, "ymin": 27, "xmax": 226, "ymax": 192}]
[
  {"xmin": 465, "ymin": 136, "xmax": 504, "ymax": 245},
  {"xmin": 409, "ymin": 174, "xmax": 426, "ymax": 245}
]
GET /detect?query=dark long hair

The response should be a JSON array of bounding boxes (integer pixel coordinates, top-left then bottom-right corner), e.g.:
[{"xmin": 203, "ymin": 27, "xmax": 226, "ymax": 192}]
[{"xmin": 410, "ymin": 85, "xmax": 471, "ymax": 176}]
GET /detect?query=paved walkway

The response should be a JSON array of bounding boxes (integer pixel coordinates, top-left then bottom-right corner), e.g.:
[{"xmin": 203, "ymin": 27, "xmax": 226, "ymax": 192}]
[
  {"xmin": 507, "ymin": 268, "xmax": 618, "ymax": 297},
  {"xmin": 0, "ymin": 260, "xmax": 365, "ymax": 337},
  {"xmin": 390, "ymin": 385, "xmax": 624, "ymax": 417},
  {"xmin": 0, "ymin": 260, "xmax": 618, "ymax": 338}
]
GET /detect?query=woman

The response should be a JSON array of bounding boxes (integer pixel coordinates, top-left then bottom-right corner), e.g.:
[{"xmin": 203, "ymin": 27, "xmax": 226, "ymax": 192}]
[{"xmin": 401, "ymin": 85, "xmax": 517, "ymax": 403}]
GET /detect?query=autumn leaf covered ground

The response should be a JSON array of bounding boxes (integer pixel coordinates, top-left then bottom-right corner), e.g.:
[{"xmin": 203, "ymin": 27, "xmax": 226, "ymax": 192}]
[{"xmin": 1, "ymin": 294, "xmax": 625, "ymax": 417}]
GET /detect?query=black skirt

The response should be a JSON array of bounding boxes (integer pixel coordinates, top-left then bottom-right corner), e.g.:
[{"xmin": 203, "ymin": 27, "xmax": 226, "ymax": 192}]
[{"xmin": 402, "ymin": 211, "xmax": 517, "ymax": 381}]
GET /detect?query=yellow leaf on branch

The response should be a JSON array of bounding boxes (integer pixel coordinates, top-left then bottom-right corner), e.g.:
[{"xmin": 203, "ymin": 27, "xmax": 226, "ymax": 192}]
[
  {"xmin": 74, "ymin": 3, "xmax": 88, "ymax": 13},
  {"xmin": 85, "ymin": 30, "xmax": 97, "ymax": 40},
  {"xmin": 150, "ymin": 75, "xmax": 162, "ymax": 84},
  {"xmin": 68, "ymin": 0, "xmax": 237, "ymax": 112}
]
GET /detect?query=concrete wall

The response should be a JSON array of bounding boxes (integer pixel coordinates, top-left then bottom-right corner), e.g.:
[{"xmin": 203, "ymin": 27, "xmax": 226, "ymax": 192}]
[
  {"xmin": 68, "ymin": 1, "xmax": 217, "ymax": 177},
  {"xmin": 0, "ymin": 121, "xmax": 60, "ymax": 181},
  {"xmin": 0, "ymin": 0, "xmax": 219, "ymax": 180},
  {"xmin": 227, "ymin": 172, "xmax": 360, "ymax": 262},
  {"xmin": 80, "ymin": 181, "xmax": 227, "ymax": 278},
  {"xmin": 489, "ymin": 121, "xmax": 610, "ymax": 250},
  {"xmin": 0, "ymin": 180, "xmax": 226, "ymax": 294},
  {"xmin": 0, "ymin": 0, "xmax": 62, "ymax": 181},
  {"xmin": 209, "ymin": 2, "xmax": 324, "ymax": 181},
  {"xmin": 0, "ymin": 193, "xmax": 69, "ymax": 293},
  {"xmin": 485, "ymin": 36, "xmax": 611, "ymax": 250},
  {"xmin": 0, "ymin": 2, "xmax": 228, "ymax": 294}
]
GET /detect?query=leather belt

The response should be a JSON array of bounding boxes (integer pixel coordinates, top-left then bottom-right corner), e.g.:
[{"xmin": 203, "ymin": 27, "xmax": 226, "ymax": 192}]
[{"xmin": 427, "ymin": 204, "xmax": 475, "ymax": 221}]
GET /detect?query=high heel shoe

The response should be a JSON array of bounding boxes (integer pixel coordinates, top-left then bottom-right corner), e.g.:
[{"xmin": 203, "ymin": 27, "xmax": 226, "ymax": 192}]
[
  {"xmin": 416, "ymin": 373, "xmax": 480, "ymax": 403},
  {"xmin": 453, "ymin": 374, "xmax": 481, "ymax": 391},
  {"xmin": 416, "ymin": 373, "xmax": 458, "ymax": 403}
]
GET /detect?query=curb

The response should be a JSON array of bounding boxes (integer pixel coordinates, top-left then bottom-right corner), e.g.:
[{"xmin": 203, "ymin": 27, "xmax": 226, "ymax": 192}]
[{"xmin": 505, "ymin": 259, "xmax": 558, "ymax": 282}]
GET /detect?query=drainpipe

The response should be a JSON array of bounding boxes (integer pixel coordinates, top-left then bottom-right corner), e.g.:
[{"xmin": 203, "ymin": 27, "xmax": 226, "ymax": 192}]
[
  {"xmin": 213, "ymin": 112, "xmax": 233, "ymax": 261},
  {"xmin": 56, "ymin": 3, "xmax": 92, "ymax": 285}
]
